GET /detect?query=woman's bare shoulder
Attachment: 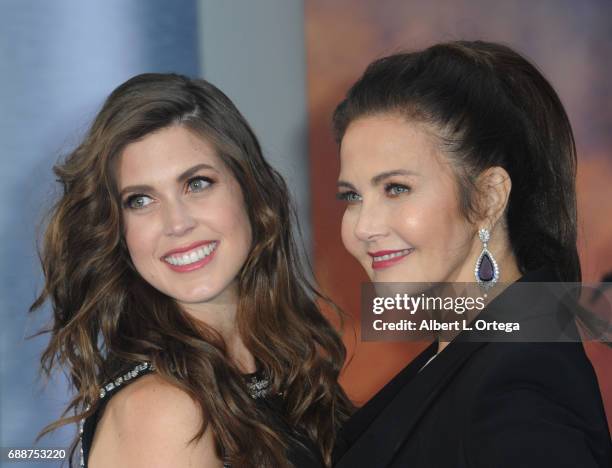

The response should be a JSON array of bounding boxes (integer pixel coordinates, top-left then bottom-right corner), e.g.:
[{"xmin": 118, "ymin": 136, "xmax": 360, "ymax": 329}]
[{"xmin": 89, "ymin": 373, "xmax": 223, "ymax": 468}]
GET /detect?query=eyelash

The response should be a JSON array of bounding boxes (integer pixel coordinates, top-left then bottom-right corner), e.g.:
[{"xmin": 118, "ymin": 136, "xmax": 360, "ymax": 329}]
[
  {"xmin": 186, "ymin": 176, "xmax": 214, "ymax": 193},
  {"xmin": 336, "ymin": 183, "xmax": 411, "ymax": 203},
  {"xmin": 122, "ymin": 176, "xmax": 215, "ymax": 210},
  {"xmin": 385, "ymin": 183, "xmax": 411, "ymax": 196},
  {"xmin": 336, "ymin": 191, "xmax": 361, "ymax": 202}
]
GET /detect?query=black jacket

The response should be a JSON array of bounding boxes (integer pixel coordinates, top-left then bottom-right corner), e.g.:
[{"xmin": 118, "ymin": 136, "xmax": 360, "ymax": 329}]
[{"xmin": 333, "ymin": 269, "xmax": 611, "ymax": 468}]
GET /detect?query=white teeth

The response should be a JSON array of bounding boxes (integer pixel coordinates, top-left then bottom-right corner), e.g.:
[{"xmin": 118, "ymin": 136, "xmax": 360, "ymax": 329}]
[
  {"xmin": 374, "ymin": 248, "xmax": 413, "ymax": 262},
  {"xmin": 164, "ymin": 242, "xmax": 217, "ymax": 266}
]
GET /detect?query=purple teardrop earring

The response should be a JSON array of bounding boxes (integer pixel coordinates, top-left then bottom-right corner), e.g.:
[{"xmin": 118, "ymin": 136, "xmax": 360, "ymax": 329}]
[{"xmin": 475, "ymin": 228, "xmax": 499, "ymax": 291}]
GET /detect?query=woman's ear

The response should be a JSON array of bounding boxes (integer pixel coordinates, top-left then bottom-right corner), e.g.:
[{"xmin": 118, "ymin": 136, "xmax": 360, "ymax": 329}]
[{"xmin": 475, "ymin": 166, "xmax": 512, "ymax": 226}]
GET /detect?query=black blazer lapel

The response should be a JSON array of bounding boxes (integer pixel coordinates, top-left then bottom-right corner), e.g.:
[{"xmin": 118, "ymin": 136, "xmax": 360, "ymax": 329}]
[
  {"xmin": 333, "ymin": 343, "xmax": 437, "ymax": 463},
  {"xmin": 335, "ymin": 340, "xmax": 486, "ymax": 468},
  {"xmin": 335, "ymin": 267, "xmax": 564, "ymax": 467}
]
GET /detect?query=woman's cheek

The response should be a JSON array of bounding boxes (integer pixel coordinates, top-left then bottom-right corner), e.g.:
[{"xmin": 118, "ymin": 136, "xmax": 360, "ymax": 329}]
[{"xmin": 341, "ymin": 210, "xmax": 358, "ymax": 258}]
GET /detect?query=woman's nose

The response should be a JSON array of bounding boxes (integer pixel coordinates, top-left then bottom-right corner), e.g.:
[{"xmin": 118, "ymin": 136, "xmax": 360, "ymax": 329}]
[
  {"xmin": 353, "ymin": 201, "xmax": 388, "ymax": 242},
  {"xmin": 163, "ymin": 199, "xmax": 196, "ymax": 237}
]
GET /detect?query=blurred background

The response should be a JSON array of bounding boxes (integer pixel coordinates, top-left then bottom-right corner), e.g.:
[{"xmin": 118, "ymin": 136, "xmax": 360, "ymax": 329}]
[{"xmin": 1, "ymin": 0, "xmax": 610, "ymax": 463}]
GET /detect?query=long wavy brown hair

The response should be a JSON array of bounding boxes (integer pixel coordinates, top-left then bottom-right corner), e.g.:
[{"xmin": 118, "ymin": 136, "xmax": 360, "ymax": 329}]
[{"xmin": 31, "ymin": 73, "xmax": 353, "ymax": 467}]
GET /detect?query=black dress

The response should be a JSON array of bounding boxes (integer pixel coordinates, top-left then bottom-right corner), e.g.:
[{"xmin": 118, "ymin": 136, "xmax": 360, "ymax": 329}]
[
  {"xmin": 333, "ymin": 268, "xmax": 612, "ymax": 467},
  {"xmin": 80, "ymin": 363, "xmax": 324, "ymax": 467}
]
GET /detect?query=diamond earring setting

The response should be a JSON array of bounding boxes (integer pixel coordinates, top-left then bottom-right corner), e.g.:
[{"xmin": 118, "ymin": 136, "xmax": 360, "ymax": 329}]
[{"xmin": 475, "ymin": 228, "xmax": 499, "ymax": 290}]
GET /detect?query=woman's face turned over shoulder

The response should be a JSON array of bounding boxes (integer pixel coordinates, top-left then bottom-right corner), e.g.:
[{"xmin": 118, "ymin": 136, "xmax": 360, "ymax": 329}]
[
  {"xmin": 117, "ymin": 125, "xmax": 252, "ymax": 307},
  {"xmin": 337, "ymin": 114, "xmax": 482, "ymax": 284}
]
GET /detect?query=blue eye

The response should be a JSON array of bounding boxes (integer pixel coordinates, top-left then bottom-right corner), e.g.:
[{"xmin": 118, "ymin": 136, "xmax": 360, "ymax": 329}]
[
  {"xmin": 336, "ymin": 191, "xmax": 362, "ymax": 203},
  {"xmin": 385, "ymin": 183, "xmax": 410, "ymax": 196},
  {"xmin": 124, "ymin": 194, "xmax": 153, "ymax": 210},
  {"xmin": 187, "ymin": 176, "xmax": 213, "ymax": 192}
]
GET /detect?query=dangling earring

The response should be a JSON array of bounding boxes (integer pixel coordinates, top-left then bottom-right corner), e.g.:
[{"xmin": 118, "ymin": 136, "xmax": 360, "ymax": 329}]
[{"xmin": 475, "ymin": 227, "xmax": 499, "ymax": 291}]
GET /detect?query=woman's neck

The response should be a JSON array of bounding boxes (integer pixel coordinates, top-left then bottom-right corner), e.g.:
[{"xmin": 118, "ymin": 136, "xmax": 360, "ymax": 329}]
[{"xmin": 181, "ymin": 298, "xmax": 256, "ymax": 374}]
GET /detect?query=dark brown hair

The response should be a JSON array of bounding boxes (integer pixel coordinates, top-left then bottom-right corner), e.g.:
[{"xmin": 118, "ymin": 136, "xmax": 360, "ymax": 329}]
[
  {"xmin": 333, "ymin": 40, "xmax": 580, "ymax": 283},
  {"xmin": 32, "ymin": 73, "xmax": 352, "ymax": 467}
]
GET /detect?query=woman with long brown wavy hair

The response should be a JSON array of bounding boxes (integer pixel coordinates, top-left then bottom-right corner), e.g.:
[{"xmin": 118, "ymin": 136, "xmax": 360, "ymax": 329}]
[{"xmin": 31, "ymin": 73, "xmax": 352, "ymax": 467}]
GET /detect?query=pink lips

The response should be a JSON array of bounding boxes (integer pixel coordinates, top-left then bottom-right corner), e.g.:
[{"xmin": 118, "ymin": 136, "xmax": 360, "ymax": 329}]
[
  {"xmin": 368, "ymin": 248, "xmax": 414, "ymax": 270},
  {"xmin": 161, "ymin": 240, "xmax": 218, "ymax": 273}
]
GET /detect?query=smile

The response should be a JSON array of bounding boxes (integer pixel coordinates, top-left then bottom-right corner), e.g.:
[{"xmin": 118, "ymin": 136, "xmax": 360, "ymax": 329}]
[
  {"xmin": 369, "ymin": 248, "xmax": 414, "ymax": 270},
  {"xmin": 162, "ymin": 241, "xmax": 218, "ymax": 272}
]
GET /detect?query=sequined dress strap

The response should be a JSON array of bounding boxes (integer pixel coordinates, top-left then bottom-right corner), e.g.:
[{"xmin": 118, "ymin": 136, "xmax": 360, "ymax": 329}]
[
  {"xmin": 79, "ymin": 362, "xmax": 273, "ymax": 468},
  {"xmin": 80, "ymin": 362, "xmax": 155, "ymax": 467}
]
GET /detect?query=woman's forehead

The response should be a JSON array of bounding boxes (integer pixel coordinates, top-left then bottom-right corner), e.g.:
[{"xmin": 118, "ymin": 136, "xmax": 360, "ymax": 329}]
[
  {"xmin": 116, "ymin": 126, "xmax": 223, "ymax": 187},
  {"xmin": 338, "ymin": 115, "xmax": 447, "ymax": 181}
]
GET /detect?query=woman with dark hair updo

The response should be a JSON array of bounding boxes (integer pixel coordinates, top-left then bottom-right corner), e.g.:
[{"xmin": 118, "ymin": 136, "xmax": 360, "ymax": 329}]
[
  {"xmin": 331, "ymin": 41, "xmax": 611, "ymax": 467},
  {"xmin": 31, "ymin": 73, "xmax": 353, "ymax": 467}
]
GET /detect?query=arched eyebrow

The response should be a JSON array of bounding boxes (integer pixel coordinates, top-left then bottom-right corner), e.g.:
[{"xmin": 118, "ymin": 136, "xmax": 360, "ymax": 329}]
[
  {"xmin": 337, "ymin": 169, "xmax": 420, "ymax": 190},
  {"xmin": 336, "ymin": 180, "xmax": 357, "ymax": 191},
  {"xmin": 120, "ymin": 163, "xmax": 218, "ymax": 196},
  {"xmin": 371, "ymin": 169, "xmax": 420, "ymax": 184}
]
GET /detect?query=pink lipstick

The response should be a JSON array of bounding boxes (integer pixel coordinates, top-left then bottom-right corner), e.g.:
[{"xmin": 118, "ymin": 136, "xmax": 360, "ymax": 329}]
[{"xmin": 368, "ymin": 248, "xmax": 414, "ymax": 270}]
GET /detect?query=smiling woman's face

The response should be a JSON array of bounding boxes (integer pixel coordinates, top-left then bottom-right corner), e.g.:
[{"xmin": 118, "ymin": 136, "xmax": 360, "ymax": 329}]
[
  {"xmin": 117, "ymin": 125, "xmax": 252, "ymax": 307},
  {"xmin": 337, "ymin": 114, "xmax": 482, "ymax": 284}
]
